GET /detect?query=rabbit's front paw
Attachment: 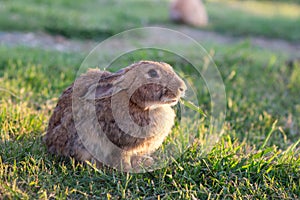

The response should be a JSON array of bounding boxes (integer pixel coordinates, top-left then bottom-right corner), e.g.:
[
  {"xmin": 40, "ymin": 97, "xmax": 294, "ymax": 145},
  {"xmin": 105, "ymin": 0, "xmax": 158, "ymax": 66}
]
[{"xmin": 131, "ymin": 155, "xmax": 154, "ymax": 170}]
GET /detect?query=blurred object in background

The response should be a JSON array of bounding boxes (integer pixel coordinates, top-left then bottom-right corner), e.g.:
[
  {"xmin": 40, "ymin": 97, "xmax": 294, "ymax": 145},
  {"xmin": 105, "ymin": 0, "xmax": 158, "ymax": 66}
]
[{"xmin": 170, "ymin": 0, "xmax": 208, "ymax": 27}]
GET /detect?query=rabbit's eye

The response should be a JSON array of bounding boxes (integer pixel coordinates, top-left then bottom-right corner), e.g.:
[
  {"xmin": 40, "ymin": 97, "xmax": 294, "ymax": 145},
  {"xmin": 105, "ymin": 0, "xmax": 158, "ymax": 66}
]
[{"xmin": 148, "ymin": 69, "xmax": 159, "ymax": 78}]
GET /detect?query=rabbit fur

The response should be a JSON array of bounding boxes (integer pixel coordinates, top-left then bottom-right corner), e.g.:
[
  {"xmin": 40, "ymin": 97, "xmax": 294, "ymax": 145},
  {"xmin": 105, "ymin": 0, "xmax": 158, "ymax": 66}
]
[{"xmin": 44, "ymin": 60, "xmax": 186, "ymax": 171}]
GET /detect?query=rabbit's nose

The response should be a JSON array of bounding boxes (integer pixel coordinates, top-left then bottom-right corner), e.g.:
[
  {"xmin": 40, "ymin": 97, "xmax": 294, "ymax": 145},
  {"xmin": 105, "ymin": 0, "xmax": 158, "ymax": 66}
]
[
  {"xmin": 178, "ymin": 85, "xmax": 186, "ymax": 97},
  {"xmin": 179, "ymin": 82, "xmax": 187, "ymax": 92}
]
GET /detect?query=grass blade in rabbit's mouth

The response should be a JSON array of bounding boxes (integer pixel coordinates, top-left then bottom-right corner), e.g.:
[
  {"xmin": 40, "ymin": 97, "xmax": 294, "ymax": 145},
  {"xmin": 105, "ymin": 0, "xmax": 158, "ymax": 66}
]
[{"xmin": 179, "ymin": 98, "xmax": 207, "ymax": 117}]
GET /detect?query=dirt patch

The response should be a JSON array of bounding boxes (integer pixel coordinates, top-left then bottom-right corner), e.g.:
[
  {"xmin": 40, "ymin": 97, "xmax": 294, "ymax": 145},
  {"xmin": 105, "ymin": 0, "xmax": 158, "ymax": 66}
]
[
  {"xmin": 177, "ymin": 26, "xmax": 300, "ymax": 58},
  {"xmin": 0, "ymin": 31, "xmax": 96, "ymax": 52},
  {"xmin": 1, "ymin": 26, "xmax": 299, "ymax": 58}
]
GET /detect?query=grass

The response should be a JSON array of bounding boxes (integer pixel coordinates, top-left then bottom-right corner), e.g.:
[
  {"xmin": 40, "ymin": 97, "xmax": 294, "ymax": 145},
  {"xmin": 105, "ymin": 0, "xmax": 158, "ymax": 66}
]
[
  {"xmin": 0, "ymin": 41, "xmax": 299, "ymax": 199},
  {"xmin": 1, "ymin": 0, "xmax": 300, "ymax": 199},
  {"xmin": 0, "ymin": 0, "xmax": 300, "ymax": 41},
  {"xmin": 0, "ymin": 0, "xmax": 168, "ymax": 39},
  {"xmin": 206, "ymin": 1, "xmax": 300, "ymax": 41}
]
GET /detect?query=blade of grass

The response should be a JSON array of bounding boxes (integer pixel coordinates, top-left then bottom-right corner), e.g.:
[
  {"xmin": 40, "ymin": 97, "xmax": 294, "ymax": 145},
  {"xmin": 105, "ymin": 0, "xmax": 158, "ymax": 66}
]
[
  {"xmin": 260, "ymin": 120, "xmax": 278, "ymax": 150},
  {"xmin": 179, "ymin": 98, "xmax": 207, "ymax": 117}
]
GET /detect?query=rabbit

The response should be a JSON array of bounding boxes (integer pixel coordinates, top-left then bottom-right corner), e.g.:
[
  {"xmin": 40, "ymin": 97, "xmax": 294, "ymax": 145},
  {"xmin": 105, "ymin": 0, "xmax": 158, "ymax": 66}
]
[
  {"xmin": 44, "ymin": 60, "xmax": 186, "ymax": 172},
  {"xmin": 170, "ymin": 0, "xmax": 208, "ymax": 27}
]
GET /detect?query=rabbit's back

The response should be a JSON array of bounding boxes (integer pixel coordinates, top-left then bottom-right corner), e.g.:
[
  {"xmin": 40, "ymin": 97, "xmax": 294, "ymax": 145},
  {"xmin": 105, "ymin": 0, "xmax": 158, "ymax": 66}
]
[{"xmin": 44, "ymin": 69, "xmax": 111, "ymax": 161}]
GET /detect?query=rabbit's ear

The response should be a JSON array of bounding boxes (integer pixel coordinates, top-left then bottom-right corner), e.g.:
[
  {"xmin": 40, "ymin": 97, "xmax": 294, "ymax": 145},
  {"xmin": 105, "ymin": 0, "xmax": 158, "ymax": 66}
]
[
  {"xmin": 81, "ymin": 83, "xmax": 111, "ymax": 100},
  {"xmin": 80, "ymin": 66, "xmax": 135, "ymax": 101},
  {"xmin": 81, "ymin": 75, "xmax": 126, "ymax": 101}
]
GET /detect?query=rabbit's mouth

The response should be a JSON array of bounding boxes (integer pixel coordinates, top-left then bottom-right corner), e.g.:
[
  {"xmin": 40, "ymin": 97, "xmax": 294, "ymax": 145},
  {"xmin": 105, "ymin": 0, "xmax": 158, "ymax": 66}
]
[{"xmin": 161, "ymin": 97, "xmax": 179, "ymax": 106}]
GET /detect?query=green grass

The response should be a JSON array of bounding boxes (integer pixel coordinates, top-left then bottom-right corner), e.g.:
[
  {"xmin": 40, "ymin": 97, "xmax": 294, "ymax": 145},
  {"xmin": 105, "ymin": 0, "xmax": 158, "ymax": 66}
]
[
  {"xmin": 0, "ymin": 42, "xmax": 299, "ymax": 198},
  {"xmin": 206, "ymin": 1, "xmax": 300, "ymax": 41},
  {"xmin": 1, "ymin": 0, "xmax": 300, "ymax": 41},
  {"xmin": 0, "ymin": 0, "xmax": 168, "ymax": 39},
  {"xmin": 1, "ymin": 0, "xmax": 300, "ymax": 198}
]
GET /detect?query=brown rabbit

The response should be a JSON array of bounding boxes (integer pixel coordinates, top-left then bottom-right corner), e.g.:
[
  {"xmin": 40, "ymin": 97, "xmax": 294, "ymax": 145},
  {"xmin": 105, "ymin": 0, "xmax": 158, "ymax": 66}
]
[
  {"xmin": 44, "ymin": 61, "xmax": 186, "ymax": 171},
  {"xmin": 170, "ymin": 0, "xmax": 208, "ymax": 27}
]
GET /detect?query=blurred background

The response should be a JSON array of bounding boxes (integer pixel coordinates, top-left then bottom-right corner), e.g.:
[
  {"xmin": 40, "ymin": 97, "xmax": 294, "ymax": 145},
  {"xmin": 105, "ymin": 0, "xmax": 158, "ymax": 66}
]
[{"xmin": 0, "ymin": 0, "xmax": 299, "ymax": 51}]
